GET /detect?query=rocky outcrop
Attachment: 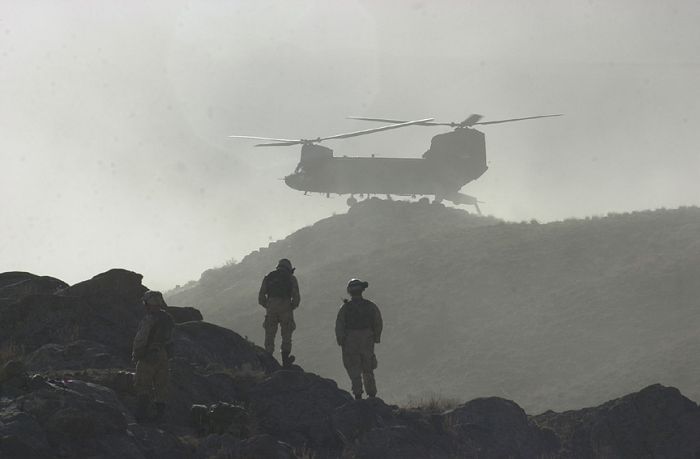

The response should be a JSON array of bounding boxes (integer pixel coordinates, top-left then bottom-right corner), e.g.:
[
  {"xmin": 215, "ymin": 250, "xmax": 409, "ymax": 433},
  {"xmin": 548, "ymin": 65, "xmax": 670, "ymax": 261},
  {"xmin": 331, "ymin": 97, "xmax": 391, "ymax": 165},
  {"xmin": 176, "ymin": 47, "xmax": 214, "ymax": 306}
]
[
  {"xmin": 1, "ymin": 268, "xmax": 700, "ymax": 458},
  {"xmin": 248, "ymin": 370, "xmax": 353, "ymax": 450},
  {"xmin": 0, "ymin": 272, "xmax": 68, "ymax": 300},
  {"xmin": 534, "ymin": 384, "xmax": 700, "ymax": 458}
]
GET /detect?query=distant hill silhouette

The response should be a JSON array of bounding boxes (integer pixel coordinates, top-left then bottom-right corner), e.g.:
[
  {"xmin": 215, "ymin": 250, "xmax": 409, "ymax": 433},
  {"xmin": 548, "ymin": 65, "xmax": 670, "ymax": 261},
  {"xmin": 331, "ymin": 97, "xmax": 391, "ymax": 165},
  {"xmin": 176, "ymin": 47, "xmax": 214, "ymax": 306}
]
[{"xmin": 167, "ymin": 199, "xmax": 700, "ymax": 412}]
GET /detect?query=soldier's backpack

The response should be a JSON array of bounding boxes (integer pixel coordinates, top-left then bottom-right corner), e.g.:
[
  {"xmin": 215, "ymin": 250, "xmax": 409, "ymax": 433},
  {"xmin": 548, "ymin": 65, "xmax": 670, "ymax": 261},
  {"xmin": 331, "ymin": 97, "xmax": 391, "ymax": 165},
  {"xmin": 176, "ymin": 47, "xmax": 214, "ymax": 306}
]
[
  {"xmin": 345, "ymin": 299, "xmax": 375, "ymax": 330},
  {"xmin": 265, "ymin": 269, "xmax": 293, "ymax": 298},
  {"xmin": 147, "ymin": 310, "xmax": 175, "ymax": 356}
]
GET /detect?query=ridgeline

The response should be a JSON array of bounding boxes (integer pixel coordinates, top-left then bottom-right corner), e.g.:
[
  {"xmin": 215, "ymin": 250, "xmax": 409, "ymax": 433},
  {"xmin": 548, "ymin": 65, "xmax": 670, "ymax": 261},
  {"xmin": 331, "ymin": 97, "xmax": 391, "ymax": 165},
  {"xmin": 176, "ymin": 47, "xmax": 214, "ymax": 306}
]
[{"xmin": 168, "ymin": 199, "xmax": 700, "ymax": 413}]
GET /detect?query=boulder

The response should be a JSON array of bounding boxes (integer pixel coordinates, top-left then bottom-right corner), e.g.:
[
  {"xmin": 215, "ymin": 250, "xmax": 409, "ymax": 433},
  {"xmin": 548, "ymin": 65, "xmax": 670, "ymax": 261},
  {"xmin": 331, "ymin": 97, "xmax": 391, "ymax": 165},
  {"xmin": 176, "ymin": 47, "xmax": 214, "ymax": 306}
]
[
  {"xmin": 191, "ymin": 401, "xmax": 248, "ymax": 436},
  {"xmin": 167, "ymin": 305, "xmax": 204, "ymax": 323},
  {"xmin": 0, "ymin": 405, "xmax": 52, "ymax": 459},
  {"xmin": 0, "ymin": 360, "xmax": 29, "ymax": 397},
  {"xmin": 194, "ymin": 433, "xmax": 296, "ymax": 459},
  {"xmin": 332, "ymin": 397, "xmax": 398, "ymax": 444},
  {"xmin": 0, "ymin": 269, "xmax": 146, "ymax": 357},
  {"xmin": 0, "ymin": 272, "xmax": 68, "ymax": 300},
  {"xmin": 534, "ymin": 384, "xmax": 700, "ymax": 458},
  {"xmin": 25, "ymin": 339, "xmax": 127, "ymax": 372},
  {"xmin": 348, "ymin": 425, "xmax": 447, "ymax": 459},
  {"xmin": 248, "ymin": 370, "xmax": 353, "ymax": 449},
  {"xmin": 173, "ymin": 321, "xmax": 278, "ymax": 374},
  {"xmin": 58, "ymin": 268, "xmax": 145, "ymax": 301},
  {"xmin": 1, "ymin": 379, "xmax": 137, "ymax": 458},
  {"xmin": 443, "ymin": 397, "xmax": 559, "ymax": 458}
]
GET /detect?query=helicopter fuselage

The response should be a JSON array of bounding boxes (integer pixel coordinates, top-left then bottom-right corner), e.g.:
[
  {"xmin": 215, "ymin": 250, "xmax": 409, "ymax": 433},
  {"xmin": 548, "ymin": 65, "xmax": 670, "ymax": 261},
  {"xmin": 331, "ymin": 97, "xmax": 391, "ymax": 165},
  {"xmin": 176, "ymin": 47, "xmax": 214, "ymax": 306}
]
[{"xmin": 284, "ymin": 128, "xmax": 488, "ymax": 204}]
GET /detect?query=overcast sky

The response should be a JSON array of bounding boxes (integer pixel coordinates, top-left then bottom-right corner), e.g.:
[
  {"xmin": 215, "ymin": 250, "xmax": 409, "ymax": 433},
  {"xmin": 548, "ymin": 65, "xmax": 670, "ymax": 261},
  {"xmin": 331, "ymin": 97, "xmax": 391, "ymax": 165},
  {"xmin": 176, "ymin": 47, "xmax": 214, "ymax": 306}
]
[{"xmin": 1, "ymin": 0, "xmax": 698, "ymax": 290}]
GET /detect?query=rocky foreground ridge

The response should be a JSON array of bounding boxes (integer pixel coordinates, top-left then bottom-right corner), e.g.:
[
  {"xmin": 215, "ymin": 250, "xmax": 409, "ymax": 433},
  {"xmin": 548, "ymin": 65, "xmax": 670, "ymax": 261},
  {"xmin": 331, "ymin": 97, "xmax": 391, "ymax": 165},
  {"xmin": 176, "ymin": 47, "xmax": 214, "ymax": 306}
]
[{"xmin": 2, "ymin": 269, "xmax": 700, "ymax": 458}]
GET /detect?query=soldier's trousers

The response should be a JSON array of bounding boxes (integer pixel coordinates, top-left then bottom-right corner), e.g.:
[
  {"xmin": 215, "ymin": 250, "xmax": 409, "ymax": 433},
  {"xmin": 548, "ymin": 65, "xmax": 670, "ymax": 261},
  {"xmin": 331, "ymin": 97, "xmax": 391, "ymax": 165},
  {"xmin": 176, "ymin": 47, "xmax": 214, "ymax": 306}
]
[
  {"xmin": 263, "ymin": 300, "xmax": 296, "ymax": 354},
  {"xmin": 135, "ymin": 347, "xmax": 169, "ymax": 403},
  {"xmin": 342, "ymin": 329, "xmax": 377, "ymax": 397}
]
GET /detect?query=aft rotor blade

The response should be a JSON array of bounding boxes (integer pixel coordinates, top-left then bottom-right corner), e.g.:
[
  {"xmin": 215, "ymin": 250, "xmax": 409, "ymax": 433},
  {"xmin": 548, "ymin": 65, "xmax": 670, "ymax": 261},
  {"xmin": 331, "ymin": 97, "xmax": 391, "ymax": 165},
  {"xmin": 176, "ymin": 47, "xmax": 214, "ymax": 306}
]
[
  {"xmin": 475, "ymin": 114, "xmax": 563, "ymax": 125},
  {"xmin": 323, "ymin": 118, "xmax": 435, "ymax": 141},
  {"xmin": 348, "ymin": 116, "xmax": 441, "ymax": 126}
]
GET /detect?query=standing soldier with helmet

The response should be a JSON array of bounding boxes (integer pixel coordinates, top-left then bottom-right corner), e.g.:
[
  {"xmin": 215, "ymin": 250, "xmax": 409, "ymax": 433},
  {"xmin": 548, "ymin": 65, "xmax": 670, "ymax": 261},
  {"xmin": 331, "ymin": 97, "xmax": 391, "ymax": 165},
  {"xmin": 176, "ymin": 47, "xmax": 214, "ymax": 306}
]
[
  {"xmin": 132, "ymin": 290, "xmax": 175, "ymax": 422},
  {"xmin": 258, "ymin": 258, "xmax": 301, "ymax": 367},
  {"xmin": 335, "ymin": 279, "xmax": 383, "ymax": 400}
]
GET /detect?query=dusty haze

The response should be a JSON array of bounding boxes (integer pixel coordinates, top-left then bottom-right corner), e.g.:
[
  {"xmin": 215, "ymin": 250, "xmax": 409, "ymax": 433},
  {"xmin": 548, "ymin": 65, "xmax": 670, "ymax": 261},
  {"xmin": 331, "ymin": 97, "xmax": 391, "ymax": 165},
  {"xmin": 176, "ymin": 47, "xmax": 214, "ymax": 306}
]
[{"xmin": 1, "ymin": 0, "xmax": 699, "ymax": 289}]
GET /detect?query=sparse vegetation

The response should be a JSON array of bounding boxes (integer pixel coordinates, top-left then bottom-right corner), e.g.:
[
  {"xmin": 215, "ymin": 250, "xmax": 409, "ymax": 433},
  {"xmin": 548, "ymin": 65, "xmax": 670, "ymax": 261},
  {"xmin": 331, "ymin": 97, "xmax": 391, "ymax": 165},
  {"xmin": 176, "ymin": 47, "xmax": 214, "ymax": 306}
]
[{"xmin": 403, "ymin": 392, "xmax": 461, "ymax": 412}]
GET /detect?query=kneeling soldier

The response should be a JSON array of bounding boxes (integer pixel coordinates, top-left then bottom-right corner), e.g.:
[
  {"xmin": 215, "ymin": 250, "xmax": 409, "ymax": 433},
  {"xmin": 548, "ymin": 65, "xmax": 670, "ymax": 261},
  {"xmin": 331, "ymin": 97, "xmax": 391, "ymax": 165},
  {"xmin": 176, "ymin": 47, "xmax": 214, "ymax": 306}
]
[{"xmin": 335, "ymin": 279, "xmax": 383, "ymax": 400}]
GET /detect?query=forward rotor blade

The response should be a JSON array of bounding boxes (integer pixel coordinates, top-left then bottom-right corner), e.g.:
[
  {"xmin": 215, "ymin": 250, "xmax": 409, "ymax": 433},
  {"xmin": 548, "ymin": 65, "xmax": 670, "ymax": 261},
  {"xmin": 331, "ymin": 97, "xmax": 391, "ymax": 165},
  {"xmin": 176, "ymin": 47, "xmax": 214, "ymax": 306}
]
[
  {"xmin": 348, "ymin": 116, "xmax": 441, "ymax": 126},
  {"xmin": 254, "ymin": 141, "xmax": 304, "ymax": 147},
  {"xmin": 475, "ymin": 114, "xmax": 563, "ymax": 125},
  {"xmin": 230, "ymin": 118, "xmax": 434, "ymax": 147},
  {"xmin": 321, "ymin": 118, "xmax": 434, "ymax": 141},
  {"xmin": 228, "ymin": 135, "xmax": 301, "ymax": 143}
]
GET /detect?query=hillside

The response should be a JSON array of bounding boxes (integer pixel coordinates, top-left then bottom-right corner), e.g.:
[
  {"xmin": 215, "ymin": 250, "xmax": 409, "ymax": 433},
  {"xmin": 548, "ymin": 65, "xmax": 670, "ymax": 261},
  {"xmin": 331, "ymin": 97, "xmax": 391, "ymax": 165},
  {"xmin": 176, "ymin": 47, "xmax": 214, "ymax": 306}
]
[{"xmin": 168, "ymin": 199, "xmax": 700, "ymax": 413}]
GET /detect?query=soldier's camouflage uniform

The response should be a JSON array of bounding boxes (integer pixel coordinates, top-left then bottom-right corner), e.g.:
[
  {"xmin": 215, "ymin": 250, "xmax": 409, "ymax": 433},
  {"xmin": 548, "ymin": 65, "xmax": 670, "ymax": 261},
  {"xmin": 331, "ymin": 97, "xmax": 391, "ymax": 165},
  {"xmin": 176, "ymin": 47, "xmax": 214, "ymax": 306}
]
[
  {"xmin": 258, "ymin": 270, "xmax": 300, "ymax": 355},
  {"xmin": 335, "ymin": 298, "xmax": 383, "ymax": 398},
  {"xmin": 132, "ymin": 308, "xmax": 174, "ymax": 410}
]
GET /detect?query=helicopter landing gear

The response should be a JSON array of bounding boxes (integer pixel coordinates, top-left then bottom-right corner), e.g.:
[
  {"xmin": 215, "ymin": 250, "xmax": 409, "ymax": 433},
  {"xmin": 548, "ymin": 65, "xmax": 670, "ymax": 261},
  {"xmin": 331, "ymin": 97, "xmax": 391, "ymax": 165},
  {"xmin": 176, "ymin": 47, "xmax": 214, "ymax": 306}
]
[{"xmin": 346, "ymin": 196, "xmax": 358, "ymax": 206}]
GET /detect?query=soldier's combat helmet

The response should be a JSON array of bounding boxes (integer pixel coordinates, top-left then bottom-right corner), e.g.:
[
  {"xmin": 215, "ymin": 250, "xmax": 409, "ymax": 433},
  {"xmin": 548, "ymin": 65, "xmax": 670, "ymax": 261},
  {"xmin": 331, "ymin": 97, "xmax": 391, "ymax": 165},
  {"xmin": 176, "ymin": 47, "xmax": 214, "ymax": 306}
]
[
  {"xmin": 277, "ymin": 258, "xmax": 294, "ymax": 273},
  {"xmin": 347, "ymin": 278, "xmax": 369, "ymax": 292},
  {"xmin": 143, "ymin": 290, "xmax": 167, "ymax": 307}
]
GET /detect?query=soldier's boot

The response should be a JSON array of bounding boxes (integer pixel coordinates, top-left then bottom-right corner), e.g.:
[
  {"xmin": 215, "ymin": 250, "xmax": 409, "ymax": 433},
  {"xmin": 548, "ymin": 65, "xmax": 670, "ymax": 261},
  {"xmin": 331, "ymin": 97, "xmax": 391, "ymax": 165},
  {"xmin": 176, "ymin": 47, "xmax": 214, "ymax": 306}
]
[
  {"xmin": 135, "ymin": 395, "xmax": 151, "ymax": 422},
  {"xmin": 354, "ymin": 393, "xmax": 363, "ymax": 401},
  {"xmin": 154, "ymin": 402, "xmax": 167, "ymax": 422},
  {"xmin": 281, "ymin": 351, "xmax": 296, "ymax": 367}
]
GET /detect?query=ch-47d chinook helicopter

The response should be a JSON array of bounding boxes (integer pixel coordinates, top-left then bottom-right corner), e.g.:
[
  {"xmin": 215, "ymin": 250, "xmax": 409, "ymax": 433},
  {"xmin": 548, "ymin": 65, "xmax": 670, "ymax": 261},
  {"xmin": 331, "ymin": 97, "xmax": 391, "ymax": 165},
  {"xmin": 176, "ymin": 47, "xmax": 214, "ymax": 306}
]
[{"xmin": 229, "ymin": 113, "xmax": 561, "ymax": 214}]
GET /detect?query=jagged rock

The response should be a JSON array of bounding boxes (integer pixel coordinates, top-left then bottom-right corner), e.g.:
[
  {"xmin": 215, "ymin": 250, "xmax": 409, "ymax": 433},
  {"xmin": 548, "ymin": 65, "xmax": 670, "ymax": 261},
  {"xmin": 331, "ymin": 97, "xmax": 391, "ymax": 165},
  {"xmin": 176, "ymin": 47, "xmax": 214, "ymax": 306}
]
[
  {"xmin": 191, "ymin": 401, "xmax": 248, "ymax": 435},
  {"xmin": 331, "ymin": 398, "xmax": 449, "ymax": 459},
  {"xmin": 0, "ymin": 360, "xmax": 29, "ymax": 397},
  {"xmin": 0, "ymin": 379, "xmax": 136, "ymax": 458},
  {"xmin": 162, "ymin": 359, "xmax": 245, "ymax": 426},
  {"xmin": 443, "ymin": 397, "xmax": 559, "ymax": 458},
  {"xmin": 349, "ymin": 425, "xmax": 447, "ymax": 459},
  {"xmin": 167, "ymin": 305, "xmax": 203, "ymax": 323},
  {"xmin": 58, "ymin": 268, "xmax": 145, "ymax": 300},
  {"xmin": 332, "ymin": 397, "xmax": 398, "ymax": 444},
  {"xmin": 0, "ymin": 269, "xmax": 203, "ymax": 366},
  {"xmin": 248, "ymin": 370, "xmax": 353, "ymax": 449},
  {"xmin": 534, "ymin": 384, "xmax": 700, "ymax": 458},
  {"xmin": 128, "ymin": 423, "xmax": 191, "ymax": 459},
  {"xmin": 0, "ymin": 272, "xmax": 68, "ymax": 300},
  {"xmin": 194, "ymin": 433, "xmax": 296, "ymax": 459},
  {"xmin": 0, "ymin": 269, "xmax": 145, "ymax": 357},
  {"xmin": 239, "ymin": 434, "xmax": 296, "ymax": 459},
  {"xmin": 173, "ymin": 321, "xmax": 278, "ymax": 374},
  {"xmin": 25, "ymin": 339, "xmax": 126, "ymax": 371},
  {"xmin": 0, "ymin": 406, "xmax": 52, "ymax": 459}
]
